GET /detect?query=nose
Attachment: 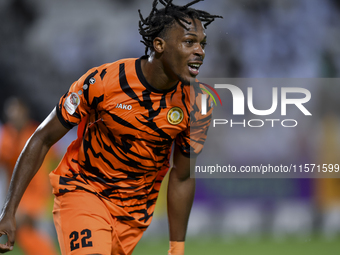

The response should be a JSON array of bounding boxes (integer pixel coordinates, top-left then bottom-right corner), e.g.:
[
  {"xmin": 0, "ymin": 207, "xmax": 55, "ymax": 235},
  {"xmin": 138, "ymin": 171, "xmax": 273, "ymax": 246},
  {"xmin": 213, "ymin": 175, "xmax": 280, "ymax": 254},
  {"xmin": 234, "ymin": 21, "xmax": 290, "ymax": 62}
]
[{"xmin": 194, "ymin": 44, "xmax": 205, "ymax": 60}]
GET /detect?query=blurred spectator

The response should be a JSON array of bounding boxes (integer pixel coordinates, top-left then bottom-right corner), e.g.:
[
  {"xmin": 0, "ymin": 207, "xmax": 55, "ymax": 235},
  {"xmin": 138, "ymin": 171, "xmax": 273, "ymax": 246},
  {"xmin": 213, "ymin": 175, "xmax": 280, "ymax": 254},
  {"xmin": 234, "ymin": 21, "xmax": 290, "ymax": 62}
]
[
  {"xmin": 0, "ymin": 97, "xmax": 58, "ymax": 255},
  {"xmin": 314, "ymin": 113, "xmax": 340, "ymax": 239},
  {"xmin": 0, "ymin": 121, "xmax": 5, "ymax": 210}
]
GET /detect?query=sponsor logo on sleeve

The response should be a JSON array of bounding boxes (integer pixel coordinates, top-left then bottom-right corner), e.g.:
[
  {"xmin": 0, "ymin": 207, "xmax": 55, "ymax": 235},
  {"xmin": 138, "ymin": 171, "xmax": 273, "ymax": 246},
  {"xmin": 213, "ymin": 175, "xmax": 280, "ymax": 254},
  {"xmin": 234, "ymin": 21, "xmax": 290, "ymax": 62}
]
[{"xmin": 64, "ymin": 92, "xmax": 80, "ymax": 115}]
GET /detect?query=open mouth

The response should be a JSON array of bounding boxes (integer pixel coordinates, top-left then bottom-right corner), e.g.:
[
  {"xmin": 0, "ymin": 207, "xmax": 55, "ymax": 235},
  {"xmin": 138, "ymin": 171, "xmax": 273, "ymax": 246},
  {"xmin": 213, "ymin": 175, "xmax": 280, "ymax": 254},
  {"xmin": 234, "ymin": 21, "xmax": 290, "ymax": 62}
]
[{"xmin": 188, "ymin": 63, "xmax": 201, "ymax": 76}]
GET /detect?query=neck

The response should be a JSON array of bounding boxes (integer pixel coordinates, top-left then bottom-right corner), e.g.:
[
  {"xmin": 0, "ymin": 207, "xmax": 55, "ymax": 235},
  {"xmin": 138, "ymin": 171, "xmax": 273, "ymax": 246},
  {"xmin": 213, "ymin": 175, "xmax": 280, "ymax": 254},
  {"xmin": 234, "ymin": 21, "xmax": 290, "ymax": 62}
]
[{"xmin": 141, "ymin": 54, "xmax": 178, "ymax": 91}]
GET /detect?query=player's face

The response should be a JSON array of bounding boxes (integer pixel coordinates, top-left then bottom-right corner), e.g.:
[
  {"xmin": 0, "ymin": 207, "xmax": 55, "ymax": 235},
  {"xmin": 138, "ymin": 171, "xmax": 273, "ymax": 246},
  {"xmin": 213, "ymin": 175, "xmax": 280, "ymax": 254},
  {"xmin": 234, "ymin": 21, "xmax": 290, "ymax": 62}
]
[{"xmin": 162, "ymin": 18, "xmax": 206, "ymax": 85}]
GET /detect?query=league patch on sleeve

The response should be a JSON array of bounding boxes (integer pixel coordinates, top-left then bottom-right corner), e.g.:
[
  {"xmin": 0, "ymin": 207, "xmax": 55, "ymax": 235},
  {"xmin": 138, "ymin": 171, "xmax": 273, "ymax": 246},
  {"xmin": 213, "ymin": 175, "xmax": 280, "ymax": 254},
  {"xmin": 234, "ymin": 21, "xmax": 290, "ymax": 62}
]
[{"xmin": 64, "ymin": 92, "xmax": 80, "ymax": 115}]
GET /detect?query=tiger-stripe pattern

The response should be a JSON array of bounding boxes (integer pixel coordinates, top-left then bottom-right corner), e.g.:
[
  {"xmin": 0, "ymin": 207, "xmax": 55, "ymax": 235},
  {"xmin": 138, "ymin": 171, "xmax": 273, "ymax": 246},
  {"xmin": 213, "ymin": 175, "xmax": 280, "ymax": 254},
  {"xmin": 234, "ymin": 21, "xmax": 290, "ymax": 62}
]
[{"xmin": 50, "ymin": 56, "xmax": 213, "ymax": 228}]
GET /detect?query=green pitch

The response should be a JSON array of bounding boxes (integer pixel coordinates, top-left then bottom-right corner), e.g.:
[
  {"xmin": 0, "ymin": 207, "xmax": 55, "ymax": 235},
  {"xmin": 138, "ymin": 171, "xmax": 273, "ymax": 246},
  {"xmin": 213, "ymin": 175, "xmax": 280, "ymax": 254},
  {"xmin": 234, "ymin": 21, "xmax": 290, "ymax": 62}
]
[
  {"xmin": 134, "ymin": 237, "xmax": 340, "ymax": 255},
  {"xmin": 8, "ymin": 236, "xmax": 340, "ymax": 255}
]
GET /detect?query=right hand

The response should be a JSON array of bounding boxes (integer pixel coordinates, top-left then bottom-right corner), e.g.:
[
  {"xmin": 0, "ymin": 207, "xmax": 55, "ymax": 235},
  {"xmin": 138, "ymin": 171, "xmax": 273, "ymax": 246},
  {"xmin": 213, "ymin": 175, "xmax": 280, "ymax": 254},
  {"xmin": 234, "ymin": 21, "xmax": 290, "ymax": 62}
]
[{"xmin": 0, "ymin": 213, "xmax": 16, "ymax": 253}]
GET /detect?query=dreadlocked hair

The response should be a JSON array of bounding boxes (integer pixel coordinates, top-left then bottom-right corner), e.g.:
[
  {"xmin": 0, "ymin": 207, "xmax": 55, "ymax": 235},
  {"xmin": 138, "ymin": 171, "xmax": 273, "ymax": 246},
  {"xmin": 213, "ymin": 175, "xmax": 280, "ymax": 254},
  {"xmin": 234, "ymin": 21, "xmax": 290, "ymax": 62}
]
[{"xmin": 138, "ymin": 0, "xmax": 223, "ymax": 55}]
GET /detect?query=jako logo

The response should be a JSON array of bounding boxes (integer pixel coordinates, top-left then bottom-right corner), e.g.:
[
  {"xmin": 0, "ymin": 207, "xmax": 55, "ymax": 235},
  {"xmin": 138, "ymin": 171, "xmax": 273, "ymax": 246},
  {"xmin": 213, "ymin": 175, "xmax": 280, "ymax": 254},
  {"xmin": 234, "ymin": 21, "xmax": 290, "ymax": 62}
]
[
  {"xmin": 200, "ymin": 83, "xmax": 222, "ymax": 115},
  {"xmin": 201, "ymin": 84, "xmax": 311, "ymax": 116},
  {"xmin": 116, "ymin": 103, "xmax": 132, "ymax": 110}
]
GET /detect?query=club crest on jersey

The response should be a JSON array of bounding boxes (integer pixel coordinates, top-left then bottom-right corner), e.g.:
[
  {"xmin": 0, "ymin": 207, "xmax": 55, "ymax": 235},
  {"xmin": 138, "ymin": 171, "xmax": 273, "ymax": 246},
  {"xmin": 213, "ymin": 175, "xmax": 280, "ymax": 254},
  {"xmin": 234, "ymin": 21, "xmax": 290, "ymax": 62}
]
[
  {"xmin": 115, "ymin": 103, "xmax": 132, "ymax": 110},
  {"xmin": 167, "ymin": 107, "xmax": 184, "ymax": 125},
  {"xmin": 64, "ymin": 92, "xmax": 80, "ymax": 115}
]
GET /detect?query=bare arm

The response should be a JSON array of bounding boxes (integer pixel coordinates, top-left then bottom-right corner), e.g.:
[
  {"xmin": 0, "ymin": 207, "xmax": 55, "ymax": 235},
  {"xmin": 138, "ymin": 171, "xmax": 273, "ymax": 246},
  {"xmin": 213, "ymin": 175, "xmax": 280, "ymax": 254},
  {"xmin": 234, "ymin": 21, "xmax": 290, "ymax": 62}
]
[
  {"xmin": 0, "ymin": 108, "xmax": 69, "ymax": 253},
  {"xmin": 167, "ymin": 144, "xmax": 196, "ymax": 245}
]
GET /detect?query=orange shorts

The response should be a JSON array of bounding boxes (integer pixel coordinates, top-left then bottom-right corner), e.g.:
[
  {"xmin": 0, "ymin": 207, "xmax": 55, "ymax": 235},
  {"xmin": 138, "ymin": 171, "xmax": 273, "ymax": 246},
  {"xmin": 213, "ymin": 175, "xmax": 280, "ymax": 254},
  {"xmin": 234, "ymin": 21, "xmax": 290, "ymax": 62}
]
[{"xmin": 53, "ymin": 190, "xmax": 144, "ymax": 255}]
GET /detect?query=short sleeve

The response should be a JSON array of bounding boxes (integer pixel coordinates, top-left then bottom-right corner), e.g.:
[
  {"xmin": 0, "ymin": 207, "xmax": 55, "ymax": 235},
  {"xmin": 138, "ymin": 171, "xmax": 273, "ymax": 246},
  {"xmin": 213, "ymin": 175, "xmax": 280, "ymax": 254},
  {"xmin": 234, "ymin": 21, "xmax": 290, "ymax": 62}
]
[
  {"xmin": 56, "ymin": 67, "xmax": 105, "ymax": 129},
  {"xmin": 176, "ymin": 88, "xmax": 213, "ymax": 158}
]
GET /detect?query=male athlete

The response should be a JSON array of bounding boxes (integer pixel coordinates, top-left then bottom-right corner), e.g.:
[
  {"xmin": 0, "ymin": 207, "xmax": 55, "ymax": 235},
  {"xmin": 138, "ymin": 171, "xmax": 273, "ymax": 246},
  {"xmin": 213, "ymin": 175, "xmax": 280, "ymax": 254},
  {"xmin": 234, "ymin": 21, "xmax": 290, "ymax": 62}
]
[{"xmin": 0, "ymin": 0, "xmax": 221, "ymax": 254}]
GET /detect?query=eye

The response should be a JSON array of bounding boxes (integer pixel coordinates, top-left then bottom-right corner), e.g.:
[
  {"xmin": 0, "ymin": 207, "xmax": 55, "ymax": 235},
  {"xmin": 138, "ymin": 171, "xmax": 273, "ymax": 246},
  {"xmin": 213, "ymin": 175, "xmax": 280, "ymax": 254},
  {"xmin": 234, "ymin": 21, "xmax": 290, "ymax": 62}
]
[
  {"xmin": 201, "ymin": 42, "xmax": 207, "ymax": 49},
  {"xmin": 185, "ymin": 40, "xmax": 194, "ymax": 46}
]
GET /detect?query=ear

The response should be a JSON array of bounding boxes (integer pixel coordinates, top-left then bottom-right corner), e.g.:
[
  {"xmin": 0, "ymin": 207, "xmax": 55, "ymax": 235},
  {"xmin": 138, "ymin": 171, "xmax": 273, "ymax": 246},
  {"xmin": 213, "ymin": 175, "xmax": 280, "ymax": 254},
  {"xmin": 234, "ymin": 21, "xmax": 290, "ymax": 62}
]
[{"xmin": 153, "ymin": 37, "xmax": 165, "ymax": 53}]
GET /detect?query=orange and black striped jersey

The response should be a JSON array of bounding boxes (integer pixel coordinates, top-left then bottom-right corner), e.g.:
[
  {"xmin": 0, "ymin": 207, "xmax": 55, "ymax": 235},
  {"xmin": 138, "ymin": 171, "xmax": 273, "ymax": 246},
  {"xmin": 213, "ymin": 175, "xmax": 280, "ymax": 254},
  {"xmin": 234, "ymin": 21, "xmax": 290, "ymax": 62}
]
[{"xmin": 50, "ymin": 56, "xmax": 213, "ymax": 228}]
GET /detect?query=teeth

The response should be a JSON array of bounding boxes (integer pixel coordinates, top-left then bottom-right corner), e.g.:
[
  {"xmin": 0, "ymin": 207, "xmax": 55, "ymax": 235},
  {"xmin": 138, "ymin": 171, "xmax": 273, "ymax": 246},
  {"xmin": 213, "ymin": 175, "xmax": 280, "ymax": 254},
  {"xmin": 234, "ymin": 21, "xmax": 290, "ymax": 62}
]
[{"xmin": 189, "ymin": 64, "xmax": 200, "ymax": 68}]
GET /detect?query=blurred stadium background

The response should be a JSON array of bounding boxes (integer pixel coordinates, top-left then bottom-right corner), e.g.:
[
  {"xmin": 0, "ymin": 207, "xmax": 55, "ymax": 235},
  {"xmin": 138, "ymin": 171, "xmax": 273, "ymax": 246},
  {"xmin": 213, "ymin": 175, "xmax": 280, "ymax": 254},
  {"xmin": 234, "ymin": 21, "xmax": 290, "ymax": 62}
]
[{"xmin": 1, "ymin": 0, "xmax": 340, "ymax": 254}]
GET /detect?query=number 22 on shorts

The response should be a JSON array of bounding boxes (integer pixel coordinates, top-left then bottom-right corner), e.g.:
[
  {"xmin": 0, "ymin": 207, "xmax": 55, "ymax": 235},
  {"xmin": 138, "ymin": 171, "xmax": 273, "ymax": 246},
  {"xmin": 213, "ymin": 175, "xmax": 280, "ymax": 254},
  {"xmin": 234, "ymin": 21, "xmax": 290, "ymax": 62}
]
[{"xmin": 69, "ymin": 229, "xmax": 93, "ymax": 251}]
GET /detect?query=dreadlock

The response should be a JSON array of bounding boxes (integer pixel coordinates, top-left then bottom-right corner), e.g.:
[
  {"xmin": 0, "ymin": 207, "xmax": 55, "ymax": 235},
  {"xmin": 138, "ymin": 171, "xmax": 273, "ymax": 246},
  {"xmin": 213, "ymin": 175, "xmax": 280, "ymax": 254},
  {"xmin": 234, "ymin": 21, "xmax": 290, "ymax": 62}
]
[{"xmin": 138, "ymin": 0, "xmax": 223, "ymax": 55}]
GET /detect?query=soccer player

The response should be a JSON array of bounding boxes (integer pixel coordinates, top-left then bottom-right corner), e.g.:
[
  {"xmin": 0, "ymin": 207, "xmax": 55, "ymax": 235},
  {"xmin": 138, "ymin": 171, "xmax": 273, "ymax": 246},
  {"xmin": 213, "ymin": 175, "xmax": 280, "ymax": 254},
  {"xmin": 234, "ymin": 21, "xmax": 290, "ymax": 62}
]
[
  {"xmin": 0, "ymin": 1, "xmax": 221, "ymax": 254},
  {"xmin": 0, "ymin": 97, "xmax": 58, "ymax": 255}
]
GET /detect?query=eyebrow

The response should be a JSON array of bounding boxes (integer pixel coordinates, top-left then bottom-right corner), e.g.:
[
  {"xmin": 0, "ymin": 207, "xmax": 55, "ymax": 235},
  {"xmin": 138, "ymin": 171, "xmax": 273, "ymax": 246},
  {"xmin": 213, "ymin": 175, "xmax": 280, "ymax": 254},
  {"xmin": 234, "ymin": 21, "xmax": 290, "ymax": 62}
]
[
  {"xmin": 185, "ymin": 33, "xmax": 207, "ymax": 40},
  {"xmin": 185, "ymin": 33, "xmax": 198, "ymax": 37}
]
